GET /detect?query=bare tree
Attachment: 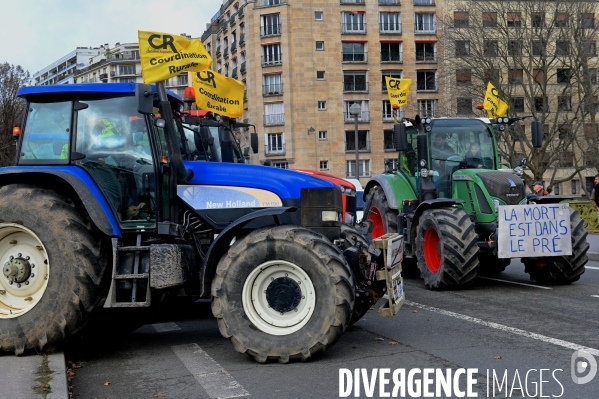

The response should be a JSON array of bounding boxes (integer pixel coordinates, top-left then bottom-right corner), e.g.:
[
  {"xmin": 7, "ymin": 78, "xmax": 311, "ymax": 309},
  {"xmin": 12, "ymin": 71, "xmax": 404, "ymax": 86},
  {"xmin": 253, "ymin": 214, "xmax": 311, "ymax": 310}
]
[
  {"xmin": 443, "ymin": 0, "xmax": 599, "ymax": 192},
  {"xmin": 0, "ymin": 63, "xmax": 29, "ymax": 166}
]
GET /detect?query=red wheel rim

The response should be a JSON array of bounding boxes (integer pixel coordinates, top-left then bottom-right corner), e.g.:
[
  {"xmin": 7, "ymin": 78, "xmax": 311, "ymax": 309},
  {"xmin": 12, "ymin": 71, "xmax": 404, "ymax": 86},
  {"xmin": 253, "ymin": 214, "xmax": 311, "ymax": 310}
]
[
  {"xmin": 368, "ymin": 206, "xmax": 385, "ymax": 238},
  {"xmin": 423, "ymin": 227, "xmax": 441, "ymax": 273}
]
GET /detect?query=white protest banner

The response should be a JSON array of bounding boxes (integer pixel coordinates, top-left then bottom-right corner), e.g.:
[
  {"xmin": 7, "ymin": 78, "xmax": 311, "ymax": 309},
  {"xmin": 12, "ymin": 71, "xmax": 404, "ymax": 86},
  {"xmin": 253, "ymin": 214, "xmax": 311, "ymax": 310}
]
[{"xmin": 497, "ymin": 204, "xmax": 572, "ymax": 259}]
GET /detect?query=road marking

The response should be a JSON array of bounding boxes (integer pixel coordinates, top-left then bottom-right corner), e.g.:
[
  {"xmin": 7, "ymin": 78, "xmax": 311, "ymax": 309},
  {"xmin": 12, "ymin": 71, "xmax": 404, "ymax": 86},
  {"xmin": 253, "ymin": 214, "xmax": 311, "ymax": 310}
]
[
  {"xmin": 477, "ymin": 276, "xmax": 552, "ymax": 289},
  {"xmin": 586, "ymin": 266, "xmax": 599, "ymax": 270},
  {"xmin": 172, "ymin": 343, "xmax": 249, "ymax": 399},
  {"xmin": 592, "ymin": 295, "xmax": 599, "ymax": 299},
  {"xmin": 152, "ymin": 322, "xmax": 181, "ymax": 332},
  {"xmin": 406, "ymin": 301, "xmax": 599, "ymax": 357}
]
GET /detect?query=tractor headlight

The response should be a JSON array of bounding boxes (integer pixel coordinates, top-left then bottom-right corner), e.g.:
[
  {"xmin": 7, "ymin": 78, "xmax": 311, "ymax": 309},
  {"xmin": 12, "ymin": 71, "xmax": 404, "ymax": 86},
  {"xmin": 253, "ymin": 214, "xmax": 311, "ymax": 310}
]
[{"xmin": 322, "ymin": 211, "xmax": 341, "ymax": 222}]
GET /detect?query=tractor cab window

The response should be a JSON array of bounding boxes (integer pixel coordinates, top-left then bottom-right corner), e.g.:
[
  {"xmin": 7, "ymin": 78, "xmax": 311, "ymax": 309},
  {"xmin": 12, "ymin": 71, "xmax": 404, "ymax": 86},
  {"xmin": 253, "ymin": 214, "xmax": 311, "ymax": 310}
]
[
  {"xmin": 74, "ymin": 96, "xmax": 156, "ymax": 228},
  {"xmin": 19, "ymin": 101, "xmax": 71, "ymax": 164},
  {"xmin": 398, "ymin": 127, "xmax": 419, "ymax": 191}
]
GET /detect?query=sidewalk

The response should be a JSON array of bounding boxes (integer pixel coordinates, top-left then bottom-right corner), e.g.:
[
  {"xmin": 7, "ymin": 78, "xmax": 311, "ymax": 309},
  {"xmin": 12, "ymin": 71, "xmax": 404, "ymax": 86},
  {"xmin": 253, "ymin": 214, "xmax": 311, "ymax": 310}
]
[{"xmin": 0, "ymin": 351, "xmax": 67, "ymax": 399}]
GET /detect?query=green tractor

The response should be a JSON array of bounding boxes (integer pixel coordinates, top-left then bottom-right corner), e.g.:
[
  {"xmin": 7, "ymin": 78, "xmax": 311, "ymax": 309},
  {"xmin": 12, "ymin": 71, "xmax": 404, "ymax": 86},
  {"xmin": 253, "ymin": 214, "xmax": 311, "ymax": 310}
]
[{"xmin": 363, "ymin": 116, "xmax": 588, "ymax": 289}]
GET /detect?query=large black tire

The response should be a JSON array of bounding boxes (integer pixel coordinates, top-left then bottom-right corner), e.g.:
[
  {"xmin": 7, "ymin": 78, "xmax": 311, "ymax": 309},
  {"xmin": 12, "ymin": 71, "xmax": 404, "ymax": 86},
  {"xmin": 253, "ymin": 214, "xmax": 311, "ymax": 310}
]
[
  {"xmin": 0, "ymin": 185, "xmax": 108, "ymax": 354},
  {"xmin": 477, "ymin": 250, "xmax": 510, "ymax": 276},
  {"xmin": 211, "ymin": 225, "xmax": 354, "ymax": 363},
  {"xmin": 415, "ymin": 208, "xmax": 480, "ymax": 290},
  {"xmin": 523, "ymin": 209, "xmax": 588, "ymax": 284}
]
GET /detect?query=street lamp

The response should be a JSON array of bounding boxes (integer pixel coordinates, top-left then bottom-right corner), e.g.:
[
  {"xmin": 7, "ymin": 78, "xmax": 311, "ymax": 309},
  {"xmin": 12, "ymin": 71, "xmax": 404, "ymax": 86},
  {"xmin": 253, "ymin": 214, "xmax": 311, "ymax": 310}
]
[{"xmin": 349, "ymin": 103, "xmax": 362, "ymax": 179}]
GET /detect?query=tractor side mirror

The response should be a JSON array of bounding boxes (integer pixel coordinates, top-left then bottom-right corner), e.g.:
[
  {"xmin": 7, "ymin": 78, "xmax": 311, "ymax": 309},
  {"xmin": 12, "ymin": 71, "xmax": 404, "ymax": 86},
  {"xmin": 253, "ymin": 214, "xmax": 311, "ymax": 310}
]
[
  {"xmin": 531, "ymin": 121, "xmax": 542, "ymax": 148},
  {"xmin": 393, "ymin": 123, "xmax": 408, "ymax": 151},
  {"xmin": 250, "ymin": 132, "xmax": 258, "ymax": 154},
  {"xmin": 136, "ymin": 84, "xmax": 155, "ymax": 115}
]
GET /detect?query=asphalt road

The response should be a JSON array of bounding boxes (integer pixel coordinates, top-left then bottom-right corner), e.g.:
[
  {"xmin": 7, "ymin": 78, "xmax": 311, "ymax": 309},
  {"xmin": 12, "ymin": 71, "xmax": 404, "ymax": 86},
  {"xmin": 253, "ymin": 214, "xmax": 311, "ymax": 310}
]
[{"xmin": 66, "ymin": 259, "xmax": 599, "ymax": 399}]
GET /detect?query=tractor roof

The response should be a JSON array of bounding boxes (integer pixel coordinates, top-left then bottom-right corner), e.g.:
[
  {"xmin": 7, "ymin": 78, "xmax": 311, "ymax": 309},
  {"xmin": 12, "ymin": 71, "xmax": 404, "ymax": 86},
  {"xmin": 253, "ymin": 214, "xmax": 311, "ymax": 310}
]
[{"xmin": 18, "ymin": 83, "xmax": 182, "ymax": 103}]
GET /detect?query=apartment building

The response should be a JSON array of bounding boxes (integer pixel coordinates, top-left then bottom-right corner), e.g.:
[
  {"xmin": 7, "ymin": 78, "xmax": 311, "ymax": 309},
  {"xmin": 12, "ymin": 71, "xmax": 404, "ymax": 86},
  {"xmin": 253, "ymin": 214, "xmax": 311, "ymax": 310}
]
[
  {"xmin": 202, "ymin": 0, "xmax": 446, "ymax": 185},
  {"xmin": 33, "ymin": 47, "xmax": 101, "ymax": 86}
]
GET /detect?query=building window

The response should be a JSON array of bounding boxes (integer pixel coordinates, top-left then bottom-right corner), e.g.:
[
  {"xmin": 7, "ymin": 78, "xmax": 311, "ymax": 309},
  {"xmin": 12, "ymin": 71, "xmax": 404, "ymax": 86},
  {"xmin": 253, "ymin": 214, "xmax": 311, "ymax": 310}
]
[
  {"xmin": 535, "ymin": 96, "xmax": 548, "ymax": 112},
  {"xmin": 315, "ymin": 11, "xmax": 323, "ymax": 21},
  {"xmin": 317, "ymin": 71, "xmax": 325, "ymax": 80},
  {"xmin": 263, "ymin": 74, "xmax": 282, "ymax": 95},
  {"xmin": 344, "ymin": 101, "xmax": 369, "ymax": 122},
  {"xmin": 264, "ymin": 102, "xmax": 284, "ymax": 126},
  {"xmin": 416, "ymin": 70, "xmax": 437, "ymax": 91},
  {"xmin": 119, "ymin": 65, "xmax": 136, "ymax": 75},
  {"xmin": 554, "ymin": 183, "xmax": 560, "ymax": 195},
  {"xmin": 383, "ymin": 129, "xmax": 395, "ymax": 150},
  {"xmin": 177, "ymin": 74, "xmax": 188, "ymax": 86},
  {"xmin": 342, "ymin": 12, "xmax": 366, "ymax": 33},
  {"xmin": 381, "ymin": 70, "xmax": 402, "ymax": 92},
  {"xmin": 457, "ymin": 98, "xmax": 473, "ymax": 115},
  {"xmin": 532, "ymin": 41, "xmax": 545, "ymax": 56},
  {"xmin": 418, "ymin": 99, "xmax": 438, "ymax": 117},
  {"xmin": 381, "ymin": 42, "xmax": 402, "ymax": 62},
  {"xmin": 342, "ymin": 42, "xmax": 367, "ymax": 62},
  {"xmin": 319, "ymin": 130, "xmax": 327, "ymax": 140},
  {"xmin": 380, "ymin": 12, "xmax": 401, "ymax": 33},
  {"xmin": 262, "ymin": 43, "xmax": 282, "ymax": 66},
  {"xmin": 416, "ymin": 42, "xmax": 436, "ymax": 62},
  {"xmin": 583, "ymin": 41, "xmax": 597, "ymax": 57},
  {"xmin": 344, "ymin": 71, "xmax": 368, "ymax": 92},
  {"xmin": 555, "ymin": 12, "xmax": 569, "ymax": 28},
  {"xmin": 382, "ymin": 101, "xmax": 402, "ymax": 122},
  {"xmin": 346, "ymin": 160, "xmax": 371, "ymax": 178},
  {"xmin": 265, "ymin": 133, "xmax": 285, "ymax": 155},
  {"xmin": 572, "ymin": 180, "xmax": 578, "ymax": 195},
  {"xmin": 272, "ymin": 161, "xmax": 288, "ymax": 169},
  {"xmin": 455, "ymin": 40, "xmax": 470, "ymax": 57},
  {"xmin": 384, "ymin": 158, "xmax": 399, "ymax": 170},
  {"xmin": 582, "ymin": 13, "xmax": 595, "ymax": 29},
  {"xmin": 484, "ymin": 40, "xmax": 498, "ymax": 57},
  {"xmin": 261, "ymin": 13, "xmax": 280, "ymax": 36},
  {"xmin": 532, "ymin": 12, "xmax": 545, "ymax": 28},
  {"xmin": 591, "ymin": 69, "xmax": 598, "ymax": 84},
  {"xmin": 415, "ymin": 13, "xmax": 436, "ymax": 33},
  {"xmin": 513, "ymin": 97, "xmax": 525, "ymax": 112},
  {"xmin": 454, "ymin": 11, "xmax": 469, "ymax": 28},
  {"xmin": 556, "ymin": 41, "xmax": 569, "ymax": 56},
  {"xmin": 485, "ymin": 69, "xmax": 500, "ymax": 83},
  {"xmin": 508, "ymin": 69, "xmax": 523, "ymax": 84},
  {"xmin": 120, "ymin": 78, "xmax": 136, "ymax": 83},
  {"xmin": 482, "ymin": 12, "xmax": 497, "ymax": 27},
  {"xmin": 557, "ymin": 69, "xmax": 571, "ymax": 84},
  {"xmin": 456, "ymin": 69, "xmax": 471, "ymax": 84},
  {"xmin": 320, "ymin": 160, "xmax": 328, "ymax": 170},
  {"xmin": 507, "ymin": 12, "xmax": 521, "ymax": 28},
  {"xmin": 508, "ymin": 40, "xmax": 522, "ymax": 56},
  {"xmin": 316, "ymin": 41, "xmax": 324, "ymax": 51},
  {"xmin": 345, "ymin": 130, "xmax": 370, "ymax": 152},
  {"xmin": 318, "ymin": 101, "xmax": 326, "ymax": 110},
  {"xmin": 558, "ymin": 96, "xmax": 572, "ymax": 111}
]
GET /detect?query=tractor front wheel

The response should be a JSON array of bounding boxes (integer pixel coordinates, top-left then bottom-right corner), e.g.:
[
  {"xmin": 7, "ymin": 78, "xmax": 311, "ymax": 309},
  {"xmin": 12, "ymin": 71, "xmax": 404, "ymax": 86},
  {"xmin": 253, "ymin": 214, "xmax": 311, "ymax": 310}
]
[{"xmin": 415, "ymin": 208, "xmax": 479, "ymax": 290}]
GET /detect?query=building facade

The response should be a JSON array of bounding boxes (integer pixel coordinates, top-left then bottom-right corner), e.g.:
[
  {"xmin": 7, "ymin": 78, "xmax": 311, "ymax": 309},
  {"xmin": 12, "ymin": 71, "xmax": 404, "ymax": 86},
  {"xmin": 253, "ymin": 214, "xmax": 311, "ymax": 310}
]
[
  {"xmin": 33, "ymin": 47, "xmax": 101, "ymax": 86},
  {"xmin": 202, "ymin": 0, "xmax": 446, "ymax": 186}
]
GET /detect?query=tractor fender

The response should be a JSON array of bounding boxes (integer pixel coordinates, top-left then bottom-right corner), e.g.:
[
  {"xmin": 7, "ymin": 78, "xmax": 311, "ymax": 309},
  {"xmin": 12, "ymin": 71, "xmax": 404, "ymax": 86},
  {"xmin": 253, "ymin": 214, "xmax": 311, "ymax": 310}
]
[
  {"xmin": 364, "ymin": 175, "xmax": 399, "ymax": 210},
  {"xmin": 410, "ymin": 199, "xmax": 464, "ymax": 241},
  {"xmin": 0, "ymin": 167, "xmax": 120, "ymax": 237},
  {"xmin": 200, "ymin": 206, "xmax": 296, "ymax": 297}
]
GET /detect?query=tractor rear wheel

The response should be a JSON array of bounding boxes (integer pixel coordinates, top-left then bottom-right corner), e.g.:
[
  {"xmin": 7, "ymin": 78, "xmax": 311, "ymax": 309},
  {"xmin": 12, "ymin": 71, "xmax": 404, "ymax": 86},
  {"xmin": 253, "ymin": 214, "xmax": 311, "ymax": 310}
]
[
  {"xmin": 415, "ymin": 208, "xmax": 479, "ymax": 290},
  {"xmin": 523, "ymin": 209, "xmax": 588, "ymax": 284},
  {"xmin": 211, "ymin": 225, "xmax": 354, "ymax": 363},
  {"xmin": 0, "ymin": 185, "xmax": 108, "ymax": 354}
]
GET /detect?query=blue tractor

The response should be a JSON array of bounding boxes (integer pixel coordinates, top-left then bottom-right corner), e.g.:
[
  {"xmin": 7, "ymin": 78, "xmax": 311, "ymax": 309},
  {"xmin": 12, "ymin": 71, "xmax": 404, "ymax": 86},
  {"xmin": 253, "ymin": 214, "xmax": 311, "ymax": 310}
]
[{"xmin": 0, "ymin": 83, "xmax": 398, "ymax": 362}]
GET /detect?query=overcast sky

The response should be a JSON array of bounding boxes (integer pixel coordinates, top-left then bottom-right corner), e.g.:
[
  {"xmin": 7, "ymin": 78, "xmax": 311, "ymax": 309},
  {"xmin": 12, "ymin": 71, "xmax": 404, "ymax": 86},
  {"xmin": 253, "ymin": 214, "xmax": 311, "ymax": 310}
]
[{"xmin": 0, "ymin": 0, "xmax": 217, "ymax": 76}]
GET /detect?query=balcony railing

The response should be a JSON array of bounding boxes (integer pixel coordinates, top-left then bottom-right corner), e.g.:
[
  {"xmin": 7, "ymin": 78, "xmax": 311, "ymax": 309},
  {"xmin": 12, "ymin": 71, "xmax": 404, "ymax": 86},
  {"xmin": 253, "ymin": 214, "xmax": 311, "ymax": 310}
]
[
  {"xmin": 379, "ymin": 0, "xmax": 400, "ymax": 4},
  {"xmin": 231, "ymin": 42, "xmax": 237, "ymax": 53},
  {"xmin": 238, "ymin": 7, "xmax": 244, "ymax": 18},
  {"xmin": 341, "ymin": 0, "xmax": 365, "ymax": 3},
  {"xmin": 345, "ymin": 140, "xmax": 371, "ymax": 152},
  {"xmin": 230, "ymin": 15, "xmax": 236, "ymax": 26},
  {"xmin": 224, "ymin": 48, "xmax": 229, "ymax": 58},
  {"xmin": 415, "ymin": 51, "xmax": 437, "ymax": 62},
  {"xmin": 346, "ymin": 170, "xmax": 371, "ymax": 178},
  {"xmin": 258, "ymin": 0, "xmax": 287, "ymax": 7},
  {"xmin": 342, "ymin": 52, "xmax": 368, "ymax": 62},
  {"xmin": 216, "ymin": 46, "xmax": 221, "ymax": 56},
  {"xmin": 263, "ymin": 83, "xmax": 283, "ymax": 95},
  {"xmin": 262, "ymin": 55, "xmax": 283, "ymax": 66},
  {"xmin": 261, "ymin": 24, "xmax": 281, "ymax": 37},
  {"xmin": 99, "ymin": 73, "xmax": 108, "ymax": 81},
  {"xmin": 264, "ymin": 113, "xmax": 285, "ymax": 126},
  {"xmin": 414, "ymin": 0, "xmax": 434, "ymax": 4},
  {"xmin": 341, "ymin": 23, "xmax": 367, "ymax": 34},
  {"xmin": 232, "ymin": 68, "xmax": 238, "ymax": 78},
  {"xmin": 240, "ymin": 62, "xmax": 246, "ymax": 74},
  {"xmin": 380, "ymin": 22, "xmax": 402, "ymax": 33},
  {"xmin": 239, "ymin": 34, "xmax": 245, "ymax": 46},
  {"xmin": 415, "ymin": 23, "xmax": 436, "ymax": 33},
  {"xmin": 343, "ymin": 81, "xmax": 368, "ymax": 92},
  {"xmin": 344, "ymin": 111, "xmax": 370, "ymax": 122},
  {"xmin": 265, "ymin": 143, "xmax": 286, "ymax": 155},
  {"xmin": 381, "ymin": 51, "xmax": 403, "ymax": 62}
]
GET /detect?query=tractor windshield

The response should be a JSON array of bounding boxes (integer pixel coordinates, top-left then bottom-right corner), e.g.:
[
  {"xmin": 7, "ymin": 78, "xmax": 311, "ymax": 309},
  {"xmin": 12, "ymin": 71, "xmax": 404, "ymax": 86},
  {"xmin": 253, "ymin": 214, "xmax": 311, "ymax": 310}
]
[
  {"xmin": 428, "ymin": 119, "xmax": 496, "ymax": 197},
  {"xmin": 183, "ymin": 125, "xmax": 244, "ymax": 163}
]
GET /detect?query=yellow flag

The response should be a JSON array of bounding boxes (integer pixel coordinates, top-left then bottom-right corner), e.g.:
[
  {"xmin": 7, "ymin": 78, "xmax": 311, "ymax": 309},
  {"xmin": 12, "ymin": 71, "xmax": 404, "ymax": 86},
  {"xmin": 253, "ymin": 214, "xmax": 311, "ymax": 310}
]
[
  {"xmin": 385, "ymin": 78, "xmax": 412, "ymax": 108},
  {"xmin": 138, "ymin": 30, "xmax": 212, "ymax": 84},
  {"xmin": 191, "ymin": 70, "xmax": 244, "ymax": 119},
  {"xmin": 483, "ymin": 82, "xmax": 509, "ymax": 118}
]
